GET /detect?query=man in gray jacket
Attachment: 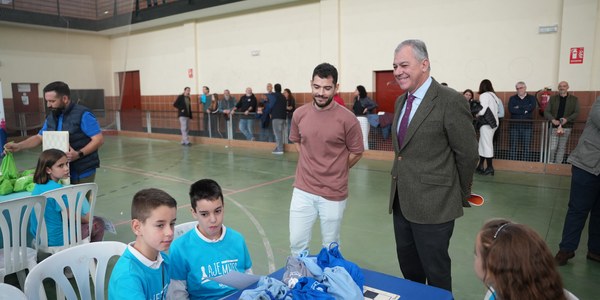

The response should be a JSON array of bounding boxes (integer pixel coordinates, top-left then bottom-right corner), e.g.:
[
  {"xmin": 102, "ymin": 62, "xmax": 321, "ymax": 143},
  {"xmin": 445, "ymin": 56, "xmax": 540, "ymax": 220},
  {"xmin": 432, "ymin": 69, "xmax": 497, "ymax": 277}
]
[
  {"xmin": 389, "ymin": 39, "xmax": 478, "ymax": 291},
  {"xmin": 555, "ymin": 96, "xmax": 600, "ymax": 266}
]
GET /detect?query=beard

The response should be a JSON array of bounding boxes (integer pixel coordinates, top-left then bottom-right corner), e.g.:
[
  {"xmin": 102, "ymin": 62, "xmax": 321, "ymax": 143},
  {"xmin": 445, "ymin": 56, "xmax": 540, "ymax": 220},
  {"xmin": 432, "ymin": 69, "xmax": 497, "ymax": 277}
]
[
  {"xmin": 313, "ymin": 96, "xmax": 333, "ymax": 108},
  {"xmin": 51, "ymin": 107, "xmax": 64, "ymax": 118}
]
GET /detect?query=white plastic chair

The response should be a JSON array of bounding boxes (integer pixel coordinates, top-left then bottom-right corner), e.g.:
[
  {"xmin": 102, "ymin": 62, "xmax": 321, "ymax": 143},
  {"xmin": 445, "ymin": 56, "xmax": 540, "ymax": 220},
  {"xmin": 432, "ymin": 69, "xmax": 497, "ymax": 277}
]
[
  {"xmin": 0, "ymin": 195, "xmax": 46, "ymax": 289},
  {"xmin": 0, "ymin": 283, "xmax": 28, "ymax": 300},
  {"xmin": 174, "ymin": 221, "xmax": 197, "ymax": 239},
  {"xmin": 24, "ymin": 241, "xmax": 127, "ymax": 300},
  {"xmin": 37, "ymin": 183, "xmax": 98, "ymax": 254}
]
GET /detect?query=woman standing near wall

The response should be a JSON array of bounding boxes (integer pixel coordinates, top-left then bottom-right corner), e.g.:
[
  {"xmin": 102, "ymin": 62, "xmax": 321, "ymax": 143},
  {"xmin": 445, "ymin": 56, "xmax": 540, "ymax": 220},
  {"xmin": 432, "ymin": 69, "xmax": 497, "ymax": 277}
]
[
  {"xmin": 284, "ymin": 88, "xmax": 296, "ymax": 144},
  {"xmin": 476, "ymin": 80, "xmax": 500, "ymax": 176},
  {"xmin": 352, "ymin": 85, "xmax": 377, "ymax": 150}
]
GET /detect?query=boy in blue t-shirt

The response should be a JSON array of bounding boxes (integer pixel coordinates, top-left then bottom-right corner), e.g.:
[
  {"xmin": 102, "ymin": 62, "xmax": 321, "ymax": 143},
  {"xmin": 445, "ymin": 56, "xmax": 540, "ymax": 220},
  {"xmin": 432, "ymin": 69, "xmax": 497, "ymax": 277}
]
[
  {"xmin": 108, "ymin": 189, "xmax": 177, "ymax": 300},
  {"xmin": 168, "ymin": 179, "xmax": 253, "ymax": 299}
]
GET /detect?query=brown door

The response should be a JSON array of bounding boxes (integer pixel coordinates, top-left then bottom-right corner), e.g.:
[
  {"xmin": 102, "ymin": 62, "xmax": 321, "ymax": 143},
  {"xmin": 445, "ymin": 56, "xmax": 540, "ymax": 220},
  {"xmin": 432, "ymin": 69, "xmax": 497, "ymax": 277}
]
[
  {"xmin": 118, "ymin": 71, "xmax": 142, "ymax": 131},
  {"xmin": 374, "ymin": 71, "xmax": 405, "ymax": 113},
  {"xmin": 11, "ymin": 83, "xmax": 44, "ymax": 135}
]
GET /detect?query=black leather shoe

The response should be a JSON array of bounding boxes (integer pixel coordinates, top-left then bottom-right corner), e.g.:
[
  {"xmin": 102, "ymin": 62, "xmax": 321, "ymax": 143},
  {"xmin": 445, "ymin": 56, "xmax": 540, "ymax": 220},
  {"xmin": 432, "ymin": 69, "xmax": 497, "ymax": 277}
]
[
  {"xmin": 587, "ymin": 251, "xmax": 600, "ymax": 263},
  {"xmin": 555, "ymin": 250, "xmax": 575, "ymax": 266},
  {"xmin": 483, "ymin": 167, "xmax": 494, "ymax": 176},
  {"xmin": 476, "ymin": 166, "xmax": 485, "ymax": 174}
]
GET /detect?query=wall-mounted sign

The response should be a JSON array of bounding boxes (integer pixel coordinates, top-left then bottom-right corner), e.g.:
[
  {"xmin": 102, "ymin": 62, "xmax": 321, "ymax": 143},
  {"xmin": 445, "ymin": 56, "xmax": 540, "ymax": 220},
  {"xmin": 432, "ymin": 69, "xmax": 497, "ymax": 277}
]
[
  {"xmin": 17, "ymin": 83, "xmax": 31, "ymax": 92},
  {"xmin": 570, "ymin": 47, "xmax": 584, "ymax": 64}
]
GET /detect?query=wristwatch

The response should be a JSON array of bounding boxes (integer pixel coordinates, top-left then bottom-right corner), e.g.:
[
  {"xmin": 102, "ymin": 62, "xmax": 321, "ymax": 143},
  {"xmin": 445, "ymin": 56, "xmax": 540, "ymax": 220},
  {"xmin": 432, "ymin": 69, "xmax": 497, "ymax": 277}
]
[{"xmin": 78, "ymin": 150, "xmax": 84, "ymax": 158}]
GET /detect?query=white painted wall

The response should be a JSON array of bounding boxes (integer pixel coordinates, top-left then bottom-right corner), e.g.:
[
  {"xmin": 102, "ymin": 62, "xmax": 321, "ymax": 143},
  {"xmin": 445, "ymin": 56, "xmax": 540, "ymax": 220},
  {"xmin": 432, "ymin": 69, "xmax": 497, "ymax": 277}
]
[
  {"xmin": 339, "ymin": 0, "xmax": 565, "ymax": 92},
  {"xmin": 1, "ymin": 0, "xmax": 599, "ymax": 98},
  {"xmin": 192, "ymin": 1, "xmax": 322, "ymax": 94},
  {"xmin": 0, "ymin": 25, "xmax": 112, "ymax": 96},
  {"xmin": 110, "ymin": 23, "xmax": 197, "ymax": 95}
]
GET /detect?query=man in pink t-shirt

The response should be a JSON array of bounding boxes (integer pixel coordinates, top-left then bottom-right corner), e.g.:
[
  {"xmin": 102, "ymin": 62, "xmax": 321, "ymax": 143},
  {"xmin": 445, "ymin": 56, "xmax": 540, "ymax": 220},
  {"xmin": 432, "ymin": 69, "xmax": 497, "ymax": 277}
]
[{"xmin": 288, "ymin": 63, "xmax": 364, "ymax": 255}]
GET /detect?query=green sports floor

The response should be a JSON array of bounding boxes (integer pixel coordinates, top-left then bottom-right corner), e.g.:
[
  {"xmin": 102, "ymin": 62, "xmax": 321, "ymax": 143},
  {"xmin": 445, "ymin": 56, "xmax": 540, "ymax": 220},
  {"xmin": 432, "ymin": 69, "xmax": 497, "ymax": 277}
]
[{"xmin": 11, "ymin": 135, "xmax": 598, "ymax": 299}]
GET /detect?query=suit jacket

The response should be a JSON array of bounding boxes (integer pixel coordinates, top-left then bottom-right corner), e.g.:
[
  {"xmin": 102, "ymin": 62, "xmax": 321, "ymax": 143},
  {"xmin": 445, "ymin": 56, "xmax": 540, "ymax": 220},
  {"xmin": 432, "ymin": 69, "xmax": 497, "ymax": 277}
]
[
  {"xmin": 388, "ymin": 79, "xmax": 478, "ymax": 224},
  {"xmin": 173, "ymin": 94, "xmax": 192, "ymax": 118},
  {"xmin": 567, "ymin": 96, "xmax": 600, "ymax": 175},
  {"xmin": 543, "ymin": 94, "xmax": 579, "ymax": 128}
]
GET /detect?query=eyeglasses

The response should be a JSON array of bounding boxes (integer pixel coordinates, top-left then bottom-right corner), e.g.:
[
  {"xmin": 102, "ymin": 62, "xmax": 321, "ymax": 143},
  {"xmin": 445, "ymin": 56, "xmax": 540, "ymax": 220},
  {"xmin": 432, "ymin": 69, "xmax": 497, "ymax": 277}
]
[{"xmin": 516, "ymin": 87, "xmax": 526, "ymax": 90}]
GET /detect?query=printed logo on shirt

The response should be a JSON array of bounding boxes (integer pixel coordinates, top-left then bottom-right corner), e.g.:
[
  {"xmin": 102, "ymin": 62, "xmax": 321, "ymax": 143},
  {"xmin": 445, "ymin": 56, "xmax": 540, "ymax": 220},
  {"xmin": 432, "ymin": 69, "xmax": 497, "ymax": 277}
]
[
  {"xmin": 151, "ymin": 283, "xmax": 169, "ymax": 300},
  {"xmin": 199, "ymin": 259, "xmax": 240, "ymax": 285}
]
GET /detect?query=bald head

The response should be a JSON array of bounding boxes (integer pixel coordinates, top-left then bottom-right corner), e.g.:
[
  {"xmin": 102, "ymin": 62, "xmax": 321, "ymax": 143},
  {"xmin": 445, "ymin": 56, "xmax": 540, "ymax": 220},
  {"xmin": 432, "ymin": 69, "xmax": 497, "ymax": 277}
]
[{"xmin": 558, "ymin": 81, "xmax": 569, "ymax": 97}]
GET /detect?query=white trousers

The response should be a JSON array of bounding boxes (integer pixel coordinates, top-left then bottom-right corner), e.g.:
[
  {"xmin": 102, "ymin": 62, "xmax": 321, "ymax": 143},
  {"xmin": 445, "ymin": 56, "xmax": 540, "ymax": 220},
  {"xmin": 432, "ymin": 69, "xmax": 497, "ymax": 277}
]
[
  {"xmin": 357, "ymin": 116, "xmax": 369, "ymax": 150},
  {"xmin": 179, "ymin": 116, "xmax": 190, "ymax": 144},
  {"xmin": 289, "ymin": 188, "xmax": 347, "ymax": 256}
]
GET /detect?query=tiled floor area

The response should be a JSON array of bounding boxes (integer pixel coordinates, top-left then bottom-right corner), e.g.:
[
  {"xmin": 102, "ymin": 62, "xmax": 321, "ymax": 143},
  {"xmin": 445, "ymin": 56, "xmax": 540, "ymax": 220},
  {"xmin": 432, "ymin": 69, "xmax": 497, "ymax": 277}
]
[{"xmin": 11, "ymin": 135, "xmax": 598, "ymax": 299}]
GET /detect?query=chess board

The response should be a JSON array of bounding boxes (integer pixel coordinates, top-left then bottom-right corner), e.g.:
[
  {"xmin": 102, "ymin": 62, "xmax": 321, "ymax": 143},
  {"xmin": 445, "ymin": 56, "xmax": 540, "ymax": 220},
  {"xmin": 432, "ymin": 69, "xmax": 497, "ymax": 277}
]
[
  {"xmin": 43, "ymin": 131, "xmax": 69, "ymax": 153},
  {"xmin": 363, "ymin": 286, "xmax": 400, "ymax": 300}
]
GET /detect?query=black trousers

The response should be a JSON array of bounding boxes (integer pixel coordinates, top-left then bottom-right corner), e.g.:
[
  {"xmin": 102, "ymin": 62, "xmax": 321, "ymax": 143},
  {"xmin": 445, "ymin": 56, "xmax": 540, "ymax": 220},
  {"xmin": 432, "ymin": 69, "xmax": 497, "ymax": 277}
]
[{"xmin": 392, "ymin": 193, "xmax": 455, "ymax": 292}]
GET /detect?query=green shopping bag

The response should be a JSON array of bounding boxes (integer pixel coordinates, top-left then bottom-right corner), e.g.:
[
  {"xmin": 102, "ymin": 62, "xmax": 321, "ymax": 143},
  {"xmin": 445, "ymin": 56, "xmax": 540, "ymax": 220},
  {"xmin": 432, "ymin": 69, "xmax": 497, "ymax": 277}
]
[
  {"xmin": 13, "ymin": 174, "xmax": 33, "ymax": 192},
  {"xmin": 1, "ymin": 151, "xmax": 18, "ymax": 179},
  {"xmin": 0, "ymin": 178, "xmax": 13, "ymax": 195}
]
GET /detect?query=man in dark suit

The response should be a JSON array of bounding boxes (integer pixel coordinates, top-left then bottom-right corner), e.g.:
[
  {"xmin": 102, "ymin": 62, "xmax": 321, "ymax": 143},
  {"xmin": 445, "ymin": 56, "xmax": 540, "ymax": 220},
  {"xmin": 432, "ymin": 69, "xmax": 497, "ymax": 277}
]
[
  {"xmin": 388, "ymin": 40, "xmax": 478, "ymax": 291},
  {"xmin": 543, "ymin": 81, "xmax": 580, "ymax": 164}
]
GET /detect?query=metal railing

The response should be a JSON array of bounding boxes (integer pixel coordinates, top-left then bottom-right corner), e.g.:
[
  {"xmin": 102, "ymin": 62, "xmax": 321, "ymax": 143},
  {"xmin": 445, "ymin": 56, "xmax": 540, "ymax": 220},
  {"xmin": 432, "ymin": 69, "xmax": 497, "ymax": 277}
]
[{"xmin": 5, "ymin": 109, "xmax": 585, "ymax": 165}]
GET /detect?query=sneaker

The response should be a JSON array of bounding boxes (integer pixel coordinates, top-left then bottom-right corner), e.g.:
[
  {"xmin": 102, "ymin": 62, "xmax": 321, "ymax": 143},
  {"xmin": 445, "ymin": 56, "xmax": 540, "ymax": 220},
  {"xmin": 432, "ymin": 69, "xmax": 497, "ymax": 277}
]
[
  {"xmin": 555, "ymin": 250, "xmax": 575, "ymax": 266},
  {"xmin": 272, "ymin": 150, "xmax": 284, "ymax": 155},
  {"xmin": 587, "ymin": 251, "xmax": 600, "ymax": 263}
]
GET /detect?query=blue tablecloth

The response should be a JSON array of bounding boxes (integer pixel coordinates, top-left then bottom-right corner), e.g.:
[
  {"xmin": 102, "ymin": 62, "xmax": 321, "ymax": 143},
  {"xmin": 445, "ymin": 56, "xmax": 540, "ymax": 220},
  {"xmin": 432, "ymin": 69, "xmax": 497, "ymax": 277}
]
[
  {"xmin": 226, "ymin": 267, "xmax": 454, "ymax": 300},
  {"xmin": 0, "ymin": 191, "xmax": 32, "ymax": 203}
]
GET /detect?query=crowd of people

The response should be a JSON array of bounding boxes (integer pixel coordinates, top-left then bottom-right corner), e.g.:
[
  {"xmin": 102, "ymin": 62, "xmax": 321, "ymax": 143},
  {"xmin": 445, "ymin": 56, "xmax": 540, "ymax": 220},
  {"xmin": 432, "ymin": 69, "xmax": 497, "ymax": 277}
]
[
  {"xmin": 2, "ymin": 38, "xmax": 598, "ymax": 299},
  {"xmin": 175, "ymin": 83, "xmax": 296, "ymax": 155},
  {"xmin": 463, "ymin": 79, "xmax": 581, "ymax": 171},
  {"xmin": 177, "ymin": 77, "xmax": 583, "ymax": 167}
]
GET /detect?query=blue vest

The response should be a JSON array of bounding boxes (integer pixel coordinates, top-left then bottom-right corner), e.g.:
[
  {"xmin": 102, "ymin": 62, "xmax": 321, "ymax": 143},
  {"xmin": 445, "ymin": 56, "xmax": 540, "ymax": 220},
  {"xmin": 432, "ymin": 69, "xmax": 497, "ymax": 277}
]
[{"xmin": 45, "ymin": 102, "xmax": 100, "ymax": 174}]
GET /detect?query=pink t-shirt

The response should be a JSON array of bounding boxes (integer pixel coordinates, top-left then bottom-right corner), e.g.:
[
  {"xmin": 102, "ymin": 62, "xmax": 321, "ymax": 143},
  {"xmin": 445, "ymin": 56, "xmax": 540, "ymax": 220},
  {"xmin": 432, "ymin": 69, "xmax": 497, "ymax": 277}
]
[{"xmin": 290, "ymin": 102, "xmax": 364, "ymax": 200}]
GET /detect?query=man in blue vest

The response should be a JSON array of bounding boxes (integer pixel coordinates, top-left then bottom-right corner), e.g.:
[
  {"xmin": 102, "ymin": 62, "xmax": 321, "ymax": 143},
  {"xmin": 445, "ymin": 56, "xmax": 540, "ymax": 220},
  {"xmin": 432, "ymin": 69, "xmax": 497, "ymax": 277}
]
[{"xmin": 5, "ymin": 81, "xmax": 104, "ymax": 184}]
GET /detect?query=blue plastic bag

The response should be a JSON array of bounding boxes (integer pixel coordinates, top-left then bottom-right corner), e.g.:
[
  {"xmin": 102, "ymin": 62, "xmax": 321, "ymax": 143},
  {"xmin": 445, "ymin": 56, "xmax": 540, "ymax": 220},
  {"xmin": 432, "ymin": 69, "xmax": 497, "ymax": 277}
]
[
  {"xmin": 291, "ymin": 277, "xmax": 334, "ymax": 300},
  {"xmin": 239, "ymin": 276, "xmax": 291, "ymax": 300},
  {"xmin": 316, "ymin": 242, "xmax": 364, "ymax": 290},
  {"xmin": 322, "ymin": 267, "xmax": 363, "ymax": 300}
]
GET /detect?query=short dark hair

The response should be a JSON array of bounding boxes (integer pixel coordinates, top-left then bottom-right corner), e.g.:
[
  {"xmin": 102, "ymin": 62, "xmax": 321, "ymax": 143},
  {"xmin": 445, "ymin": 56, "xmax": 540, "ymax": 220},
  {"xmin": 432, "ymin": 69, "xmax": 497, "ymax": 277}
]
[
  {"xmin": 43, "ymin": 81, "xmax": 71, "ymax": 98},
  {"xmin": 478, "ymin": 79, "xmax": 495, "ymax": 94},
  {"xmin": 34, "ymin": 148, "xmax": 67, "ymax": 184},
  {"xmin": 131, "ymin": 188, "xmax": 177, "ymax": 222},
  {"xmin": 274, "ymin": 83, "xmax": 282, "ymax": 93},
  {"xmin": 312, "ymin": 63, "xmax": 338, "ymax": 85},
  {"xmin": 356, "ymin": 85, "xmax": 367, "ymax": 98},
  {"xmin": 203, "ymin": 86, "xmax": 210, "ymax": 92},
  {"xmin": 189, "ymin": 179, "xmax": 224, "ymax": 210}
]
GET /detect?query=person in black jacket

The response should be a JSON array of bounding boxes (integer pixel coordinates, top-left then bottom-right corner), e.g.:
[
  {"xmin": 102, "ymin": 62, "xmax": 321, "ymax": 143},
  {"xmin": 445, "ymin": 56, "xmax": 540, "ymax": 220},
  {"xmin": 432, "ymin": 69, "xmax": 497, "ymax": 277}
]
[
  {"xmin": 232, "ymin": 87, "xmax": 258, "ymax": 141},
  {"xmin": 173, "ymin": 87, "xmax": 192, "ymax": 146},
  {"xmin": 270, "ymin": 83, "xmax": 288, "ymax": 154}
]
